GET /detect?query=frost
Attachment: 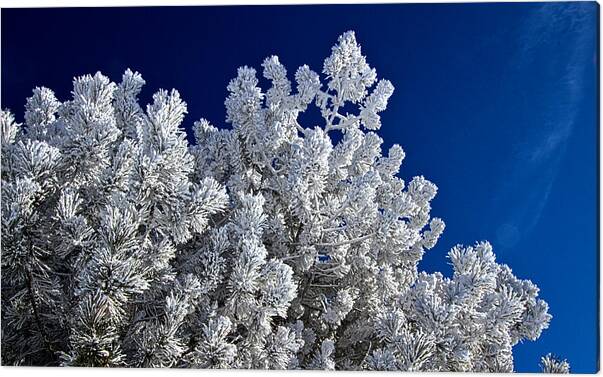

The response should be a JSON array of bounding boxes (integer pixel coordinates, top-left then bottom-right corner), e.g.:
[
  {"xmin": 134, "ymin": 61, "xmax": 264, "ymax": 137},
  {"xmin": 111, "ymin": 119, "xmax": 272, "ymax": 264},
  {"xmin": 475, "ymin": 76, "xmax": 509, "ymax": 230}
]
[{"xmin": 0, "ymin": 31, "xmax": 562, "ymax": 371}]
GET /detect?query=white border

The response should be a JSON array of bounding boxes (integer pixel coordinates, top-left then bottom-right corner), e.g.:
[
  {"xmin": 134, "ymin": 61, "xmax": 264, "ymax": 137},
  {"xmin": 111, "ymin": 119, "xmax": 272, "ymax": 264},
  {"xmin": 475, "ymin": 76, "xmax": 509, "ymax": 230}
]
[
  {"xmin": 0, "ymin": 0, "xmax": 600, "ymax": 376},
  {"xmin": 0, "ymin": 0, "xmax": 580, "ymax": 8}
]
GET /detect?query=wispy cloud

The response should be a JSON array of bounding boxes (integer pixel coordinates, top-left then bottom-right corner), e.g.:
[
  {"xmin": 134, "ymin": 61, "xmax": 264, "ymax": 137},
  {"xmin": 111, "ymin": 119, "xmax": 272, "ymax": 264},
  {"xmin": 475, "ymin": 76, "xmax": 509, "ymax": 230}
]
[{"xmin": 495, "ymin": 2, "xmax": 593, "ymax": 251}]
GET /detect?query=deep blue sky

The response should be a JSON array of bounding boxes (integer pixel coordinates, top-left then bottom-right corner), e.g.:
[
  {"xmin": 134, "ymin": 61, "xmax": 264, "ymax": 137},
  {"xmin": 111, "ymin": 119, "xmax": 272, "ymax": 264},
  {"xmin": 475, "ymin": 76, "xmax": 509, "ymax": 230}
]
[{"xmin": 1, "ymin": 2, "xmax": 598, "ymax": 372}]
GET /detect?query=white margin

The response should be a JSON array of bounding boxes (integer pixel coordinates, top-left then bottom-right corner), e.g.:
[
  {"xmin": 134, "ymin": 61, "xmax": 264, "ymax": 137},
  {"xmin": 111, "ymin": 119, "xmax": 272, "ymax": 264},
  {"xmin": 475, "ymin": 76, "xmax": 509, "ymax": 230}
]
[{"xmin": 0, "ymin": 1, "xmax": 600, "ymax": 377}]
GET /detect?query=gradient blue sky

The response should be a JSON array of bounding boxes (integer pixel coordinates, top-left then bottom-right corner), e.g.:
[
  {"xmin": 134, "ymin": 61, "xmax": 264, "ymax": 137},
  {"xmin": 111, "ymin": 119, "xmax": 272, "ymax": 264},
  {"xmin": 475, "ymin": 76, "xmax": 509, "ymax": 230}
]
[{"xmin": 1, "ymin": 2, "xmax": 598, "ymax": 372}]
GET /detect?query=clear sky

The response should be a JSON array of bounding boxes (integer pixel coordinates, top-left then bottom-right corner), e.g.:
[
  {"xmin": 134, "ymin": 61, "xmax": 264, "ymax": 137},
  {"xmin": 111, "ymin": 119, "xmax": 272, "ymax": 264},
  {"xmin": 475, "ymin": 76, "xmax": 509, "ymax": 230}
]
[{"xmin": 1, "ymin": 2, "xmax": 598, "ymax": 372}]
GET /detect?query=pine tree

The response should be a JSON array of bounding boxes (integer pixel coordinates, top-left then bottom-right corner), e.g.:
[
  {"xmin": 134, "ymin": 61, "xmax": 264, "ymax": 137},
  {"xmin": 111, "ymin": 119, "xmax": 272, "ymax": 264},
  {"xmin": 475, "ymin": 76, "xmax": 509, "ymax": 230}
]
[{"xmin": 1, "ymin": 31, "xmax": 565, "ymax": 372}]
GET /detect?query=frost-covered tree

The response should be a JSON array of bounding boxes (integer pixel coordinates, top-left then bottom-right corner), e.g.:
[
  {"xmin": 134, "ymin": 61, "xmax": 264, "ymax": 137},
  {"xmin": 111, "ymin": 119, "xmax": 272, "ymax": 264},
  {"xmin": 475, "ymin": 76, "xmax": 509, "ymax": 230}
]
[
  {"xmin": 1, "ymin": 31, "xmax": 563, "ymax": 372},
  {"xmin": 541, "ymin": 354, "xmax": 570, "ymax": 374}
]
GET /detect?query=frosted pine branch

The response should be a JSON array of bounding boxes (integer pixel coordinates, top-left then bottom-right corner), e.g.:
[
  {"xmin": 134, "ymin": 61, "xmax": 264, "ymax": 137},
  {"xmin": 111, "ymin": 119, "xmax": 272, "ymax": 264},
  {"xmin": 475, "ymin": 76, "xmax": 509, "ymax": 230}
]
[{"xmin": 1, "ymin": 31, "xmax": 564, "ymax": 372}]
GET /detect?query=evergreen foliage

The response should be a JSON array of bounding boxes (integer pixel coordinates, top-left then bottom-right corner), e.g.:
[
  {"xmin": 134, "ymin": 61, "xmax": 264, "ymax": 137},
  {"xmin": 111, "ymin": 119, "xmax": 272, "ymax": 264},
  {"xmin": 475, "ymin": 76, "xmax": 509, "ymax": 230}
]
[{"xmin": 1, "ymin": 31, "xmax": 565, "ymax": 372}]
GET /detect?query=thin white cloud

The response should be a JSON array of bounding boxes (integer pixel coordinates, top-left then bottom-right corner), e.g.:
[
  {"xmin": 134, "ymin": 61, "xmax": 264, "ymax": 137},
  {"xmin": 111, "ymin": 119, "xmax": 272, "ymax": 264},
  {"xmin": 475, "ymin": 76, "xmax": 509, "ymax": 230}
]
[{"xmin": 495, "ymin": 2, "xmax": 593, "ymax": 251}]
